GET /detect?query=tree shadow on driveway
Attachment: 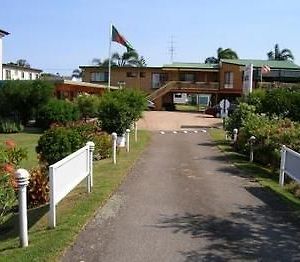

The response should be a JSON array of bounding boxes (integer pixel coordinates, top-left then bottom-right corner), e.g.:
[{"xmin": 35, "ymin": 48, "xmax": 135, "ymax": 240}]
[{"xmin": 154, "ymin": 204, "xmax": 300, "ymax": 261}]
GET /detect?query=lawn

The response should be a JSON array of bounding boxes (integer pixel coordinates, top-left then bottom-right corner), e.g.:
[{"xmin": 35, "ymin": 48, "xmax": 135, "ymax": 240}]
[
  {"xmin": 0, "ymin": 130, "xmax": 42, "ymax": 170},
  {"xmin": 175, "ymin": 104, "xmax": 205, "ymax": 112},
  {"xmin": 209, "ymin": 128, "xmax": 300, "ymax": 210},
  {"xmin": 0, "ymin": 130, "xmax": 151, "ymax": 262}
]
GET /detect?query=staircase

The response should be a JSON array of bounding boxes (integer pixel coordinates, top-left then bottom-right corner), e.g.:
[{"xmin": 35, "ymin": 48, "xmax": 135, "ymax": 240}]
[{"xmin": 147, "ymin": 81, "xmax": 177, "ymax": 101}]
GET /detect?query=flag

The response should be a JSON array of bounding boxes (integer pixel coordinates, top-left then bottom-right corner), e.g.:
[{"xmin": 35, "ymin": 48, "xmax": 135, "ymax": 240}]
[
  {"xmin": 261, "ymin": 65, "xmax": 271, "ymax": 74},
  {"xmin": 112, "ymin": 25, "xmax": 134, "ymax": 52}
]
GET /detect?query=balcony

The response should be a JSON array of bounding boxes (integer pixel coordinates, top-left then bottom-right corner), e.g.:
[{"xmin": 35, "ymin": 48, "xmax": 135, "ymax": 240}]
[{"xmin": 173, "ymin": 81, "xmax": 219, "ymax": 92}]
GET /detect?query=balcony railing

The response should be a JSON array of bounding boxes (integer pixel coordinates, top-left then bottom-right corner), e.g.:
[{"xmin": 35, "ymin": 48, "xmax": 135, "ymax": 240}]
[{"xmin": 175, "ymin": 81, "xmax": 219, "ymax": 90}]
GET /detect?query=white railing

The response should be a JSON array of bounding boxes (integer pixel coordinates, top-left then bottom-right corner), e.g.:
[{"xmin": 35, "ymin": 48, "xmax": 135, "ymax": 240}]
[
  {"xmin": 48, "ymin": 142, "xmax": 95, "ymax": 228},
  {"xmin": 279, "ymin": 145, "xmax": 300, "ymax": 186}
]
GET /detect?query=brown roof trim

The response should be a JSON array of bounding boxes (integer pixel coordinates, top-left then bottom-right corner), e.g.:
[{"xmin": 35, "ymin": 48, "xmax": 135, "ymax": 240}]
[{"xmin": 79, "ymin": 65, "xmax": 162, "ymax": 70}]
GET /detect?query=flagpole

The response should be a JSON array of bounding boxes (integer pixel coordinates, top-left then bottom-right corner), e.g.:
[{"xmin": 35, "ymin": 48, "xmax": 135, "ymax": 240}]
[{"xmin": 108, "ymin": 23, "xmax": 112, "ymax": 91}]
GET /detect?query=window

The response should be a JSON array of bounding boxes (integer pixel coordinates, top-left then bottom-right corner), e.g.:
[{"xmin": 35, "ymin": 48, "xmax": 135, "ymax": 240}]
[
  {"xmin": 180, "ymin": 73, "xmax": 195, "ymax": 82},
  {"xmin": 21, "ymin": 71, "xmax": 25, "ymax": 79},
  {"xmin": 174, "ymin": 93, "xmax": 182, "ymax": 98},
  {"xmin": 126, "ymin": 72, "xmax": 137, "ymax": 78},
  {"xmin": 29, "ymin": 73, "xmax": 32, "ymax": 80},
  {"xmin": 5, "ymin": 70, "xmax": 11, "ymax": 80},
  {"xmin": 140, "ymin": 72, "xmax": 146, "ymax": 78},
  {"xmin": 91, "ymin": 72, "xmax": 108, "ymax": 82},
  {"xmin": 224, "ymin": 71, "xmax": 233, "ymax": 88}
]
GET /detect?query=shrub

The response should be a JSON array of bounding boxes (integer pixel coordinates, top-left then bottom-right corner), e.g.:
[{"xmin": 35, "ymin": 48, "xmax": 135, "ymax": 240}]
[
  {"xmin": 27, "ymin": 165, "xmax": 49, "ymax": 208},
  {"xmin": 0, "ymin": 118, "xmax": 24, "ymax": 133},
  {"xmin": 0, "ymin": 140, "xmax": 27, "ymax": 225},
  {"xmin": 88, "ymin": 133, "xmax": 111, "ymax": 160},
  {"xmin": 76, "ymin": 94, "xmax": 99, "ymax": 119},
  {"xmin": 224, "ymin": 102, "xmax": 256, "ymax": 135},
  {"xmin": 0, "ymin": 80, "xmax": 54, "ymax": 124},
  {"xmin": 36, "ymin": 99, "xmax": 80, "ymax": 129},
  {"xmin": 36, "ymin": 127, "xmax": 83, "ymax": 166},
  {"xmin": 98, "ymin": 89, "xmax": 146, "ymax": 135},
  {"xmin": 245, "ymin": 89, "xmax": 266, "ymax": 113}
]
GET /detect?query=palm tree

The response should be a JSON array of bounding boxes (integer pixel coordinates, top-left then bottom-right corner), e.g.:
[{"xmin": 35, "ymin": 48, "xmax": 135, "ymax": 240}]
[
  {"xmin": 111, "ymin": 50, "xmax": 139, "ymax": 67},
  {"xmin": 91, "ymin": 58, "xmax": 114, "ymax": 67},
  {"xmin": 267, "ymin": 44, "xmax": 294, "ymax": 61},
  {"xmin": 205, "ymin": 47, "xmax": 239, "ymax": 63}
]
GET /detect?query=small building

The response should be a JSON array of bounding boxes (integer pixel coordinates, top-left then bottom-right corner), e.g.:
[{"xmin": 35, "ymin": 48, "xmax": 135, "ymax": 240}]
[
  {"xmin": 54, "ymin": 79, "xmax": 119, "ymax": 100},
  {"xmin": 0, "ymin": 29, "xmax": 10, "ymax": 80},
  {"xmin": 2, "ymin": 63, "xmax": 42, "ymax": 80}
]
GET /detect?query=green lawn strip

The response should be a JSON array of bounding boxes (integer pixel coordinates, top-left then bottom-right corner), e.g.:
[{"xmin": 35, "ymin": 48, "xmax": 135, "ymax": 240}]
[
  {"xmin": 209, "ymin": 128, "xmax": 300, "ymax": 210},
  {"xmin": 0, "ymin": 130, "xmax": 151, "ymax": 262},
  {"xmin": 175, "ymin": 104, "xmax": 203, "ymax": 112},
  {"xmin": 0, "ymin": 131, "xmax": 41, "ymax": 170}
]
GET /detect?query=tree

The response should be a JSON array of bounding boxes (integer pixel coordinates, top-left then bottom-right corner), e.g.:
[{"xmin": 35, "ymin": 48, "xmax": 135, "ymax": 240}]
[
  {"xmin": 91, "ymin": 51, "xmax": 147, "ymax": 68},
  {"xmin": 205, "ymin": 47, "xmax": 239, "ymax": 63},
  {"xmin": 16, "ymin": 59, "xmax": 30, "ymax": 67},
  {"xmin": 111, "ymin": 50, "xmax": 139, "ymax": 67},
  {"xmin": 72, "ymin": 69, "xmax": 82, "ymax": 79},
  {"xmin": 267, "ymin": 43, "xmax": 294, "ymax": 61}
]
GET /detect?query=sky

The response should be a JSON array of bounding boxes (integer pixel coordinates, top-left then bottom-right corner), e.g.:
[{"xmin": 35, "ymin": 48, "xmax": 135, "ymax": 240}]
[{"xmin": 1, "ymin": 0, "xmax": 299, "ymax": 75}]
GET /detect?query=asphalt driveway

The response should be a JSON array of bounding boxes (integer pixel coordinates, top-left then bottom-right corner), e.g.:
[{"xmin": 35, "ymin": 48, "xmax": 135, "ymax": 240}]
[{"xmin": 62, "ymin": 131, "xmax": 300, "ymax": 261}]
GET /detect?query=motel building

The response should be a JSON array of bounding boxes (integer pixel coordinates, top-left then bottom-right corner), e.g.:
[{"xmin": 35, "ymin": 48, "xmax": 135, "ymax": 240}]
[{"xmin": 80, "ymin": 59, "xmax": 300, "ymax": 110}]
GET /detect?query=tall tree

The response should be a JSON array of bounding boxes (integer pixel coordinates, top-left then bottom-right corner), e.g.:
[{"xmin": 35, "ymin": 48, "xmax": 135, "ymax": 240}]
[
  {"xmin": 267, "ymin": 43, "xmax": 294, "ymax": 61},
  {"xmin": 72, "ymin": 69, "xmax": 82, "ymax": 78},
  {"xmin": 16, "ymin": 59, "xmax": 30, "ymax": 67},
  {"xmin": 111, "ymin": 50, "xmax": 139, "ymax": 67},
  {"xmin": 205, "ymin": 47, "xmax": 239, "ymax": 64}
]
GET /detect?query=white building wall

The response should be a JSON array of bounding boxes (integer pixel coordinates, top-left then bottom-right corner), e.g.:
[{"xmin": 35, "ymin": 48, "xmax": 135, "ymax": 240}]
[
  {"xmin": 0, "ymin": 37, "xmax": 2, "ymax": 80},
  {"xmin": 2, "ymin": 66, "xmax": 40, "ymax": 80}
]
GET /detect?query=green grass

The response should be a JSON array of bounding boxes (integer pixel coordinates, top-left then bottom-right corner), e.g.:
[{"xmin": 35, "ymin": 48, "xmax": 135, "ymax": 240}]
[
  {"xmin": 0, "ymin": 131, "xmax": 151, "ymax": 261},
  {"xmin": 175, "ymin": 104, "xmax": 205, "ymax": 112},
  {"xmin": 209, "ymin": 128, "xmax": 300, "ymax": 210},
  {"xmin": 0, "ymin": 130, "xmax": 42, "ymax": 169}
]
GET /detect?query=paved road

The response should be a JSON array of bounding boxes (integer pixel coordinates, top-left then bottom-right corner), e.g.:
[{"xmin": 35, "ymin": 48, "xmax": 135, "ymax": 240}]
[
  {"xmin": 62, "ymin": 131, "xmax": 300, "ymax": 262},
  {"xmin": 137, "ymin": 111, "xmax": 222, "ymax": 131}
]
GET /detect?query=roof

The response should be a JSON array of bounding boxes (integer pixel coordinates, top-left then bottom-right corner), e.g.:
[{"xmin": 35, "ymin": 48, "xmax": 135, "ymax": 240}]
[
  {"xmin": 163, "ymin": 62, "xmax": 219, "ymax": 70},
  {"xmin": 221, "ymin": 59, "xmax": 300, "ymax": 69},
  {"xmin": 3, "ymin": 63, "xmax": 42, "ymax": 72},
  {"xmin": 54, "ymin": 80, "xmax": 119, "ymax": 90},
  {"xmin": 0, "ymin": 29, "xmax": 9, "ymax": 36},
  {"xmin": 79, "ymin": 65, "xmax": 161, "ymax": 70}
]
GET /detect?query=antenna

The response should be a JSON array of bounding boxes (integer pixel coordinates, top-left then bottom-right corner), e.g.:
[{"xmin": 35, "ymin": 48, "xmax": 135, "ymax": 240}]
[{"xmin": 168, "ymin": 35, "xmax": 175, "ymax": 63}]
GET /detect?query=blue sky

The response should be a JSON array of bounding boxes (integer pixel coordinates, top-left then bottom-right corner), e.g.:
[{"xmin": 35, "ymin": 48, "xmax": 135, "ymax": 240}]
[{"xmin": 1, "ymin": 0, "xmax": 299, "ymax": 75}]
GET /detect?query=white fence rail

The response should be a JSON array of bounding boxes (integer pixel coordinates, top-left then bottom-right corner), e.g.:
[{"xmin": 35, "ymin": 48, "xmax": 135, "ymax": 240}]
[
  {"xmin": 279, "ymin": 145, "xmax": 300, "ymax": 186},
  {"xmin": 49, "ymin": 142, "xmax": 94, "ymax": 228}
]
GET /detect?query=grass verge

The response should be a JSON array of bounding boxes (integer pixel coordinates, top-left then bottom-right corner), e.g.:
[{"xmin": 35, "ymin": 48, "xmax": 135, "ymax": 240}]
[
  {"xmin": 175, "ymin": 104, "xmax": 205, "ymax": 112},
  {"xmin": 0, "ymin": 130, "xmax": 151, "ymax": 262},
  {"xmin": 209, "ymin": 128, "xmax": 300, "ymax": 210},
  {"xmin": 0, "ymin": 130, "xmax": 41, "ymax": 169}
]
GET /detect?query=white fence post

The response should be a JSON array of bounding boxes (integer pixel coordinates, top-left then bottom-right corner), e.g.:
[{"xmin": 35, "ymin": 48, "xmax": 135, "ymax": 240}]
[
  {"xmin": 279, "ymin": 145, "xmax": 286, "ymax": 187},
  {"xmin": 15, "ymin": 169, "xmax": 30, "ymax": 247},
  {"xmin": 126, "ymin": 129, "xmax": 130, "ymax": 153},
  {"xmin": 112, "ymin": 132, "xmax": 117, "ymax": 164},
  {"xmin": 86, "ymin": 141, "xmax": 95, "ymax": 189},
  {"xmin": 134, "ymin": 122, "xmax": 138, "ymax": 142},
  {"xmin": 249, "ymin": 136, "xmax": 256, "ymax": 162},
  {"xmin": 233, "ymin": 128, "xmax": 238, "ymax": 143},
  {"xmin": 49, "ymin": 166, "xmax": 56, "ymax": 228}
]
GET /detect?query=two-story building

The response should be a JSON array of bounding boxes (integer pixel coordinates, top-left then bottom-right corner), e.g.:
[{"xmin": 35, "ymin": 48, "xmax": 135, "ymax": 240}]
[
  {"xmin": 80, "ymin": 59, "xmax": 300, "ymax": 110},
  {"xmin": 2, "ymin": 63, "xmax": 42, "ymax": 80}
]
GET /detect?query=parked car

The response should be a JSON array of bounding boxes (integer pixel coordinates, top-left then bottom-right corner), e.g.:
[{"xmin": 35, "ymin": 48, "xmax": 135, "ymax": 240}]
[
  {"xmin": 205, "ymin": 103, "xmax": 237, "ymax": 117},
  {"xmin": 147, "ymin": 100, "xmax": 155, "ymax": 110}
]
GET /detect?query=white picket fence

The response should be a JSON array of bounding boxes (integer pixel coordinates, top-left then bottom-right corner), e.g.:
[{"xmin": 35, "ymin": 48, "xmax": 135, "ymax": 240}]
[
  {"xmin": 279, "ymin": 145, "xmax": 300, "ymax": 186},
  {"xmin": 48, "ymin": 142, "xmax": 94, "ymax": 228}
]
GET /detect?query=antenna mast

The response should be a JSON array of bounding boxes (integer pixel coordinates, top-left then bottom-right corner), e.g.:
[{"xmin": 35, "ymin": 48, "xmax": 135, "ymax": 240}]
[{"xmin": 169, "ymin": 35, "xmax": 175, "ymax": 63}]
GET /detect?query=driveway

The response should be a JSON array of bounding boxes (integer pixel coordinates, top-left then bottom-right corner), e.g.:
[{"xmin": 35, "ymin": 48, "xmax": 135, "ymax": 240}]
[
  {"xmin": 62, "ymin": 131, "xmax": 300, "ymax": 261},
  {"xmin": 137, "ymin": 111, "xmax": 222, "ymax": 130}
]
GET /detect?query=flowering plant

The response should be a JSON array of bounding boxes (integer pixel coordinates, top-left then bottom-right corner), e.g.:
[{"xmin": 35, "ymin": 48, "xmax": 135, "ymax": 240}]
[{"xmin": 0, "ymin": 140, "xmax": 27, "ymax": 225}]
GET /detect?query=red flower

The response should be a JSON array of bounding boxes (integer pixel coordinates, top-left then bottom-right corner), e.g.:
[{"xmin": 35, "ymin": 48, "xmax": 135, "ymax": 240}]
[
  {"xmin": 5, "ymin": 140, "xmax": 16, "ymax": 149},
  {"xmin": 3, "ymin": 163, "xmax": 15, "ymax": 174}
]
